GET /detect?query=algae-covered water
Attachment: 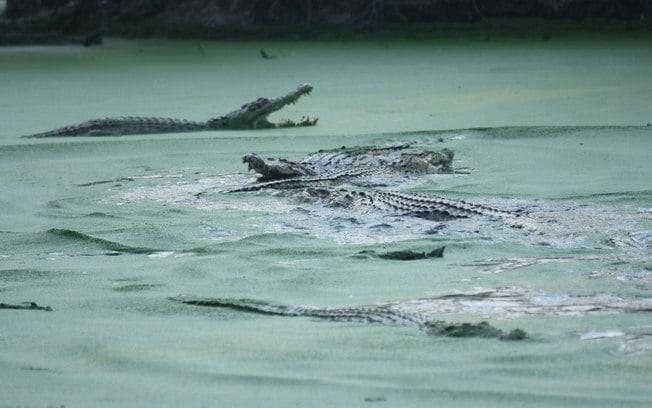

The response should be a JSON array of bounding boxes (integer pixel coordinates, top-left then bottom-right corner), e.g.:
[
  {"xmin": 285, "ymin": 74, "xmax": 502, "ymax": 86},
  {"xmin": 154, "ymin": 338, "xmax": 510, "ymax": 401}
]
[{"xmin": 1, "ymin": 38, "xmax": 651, "ymax": 407}]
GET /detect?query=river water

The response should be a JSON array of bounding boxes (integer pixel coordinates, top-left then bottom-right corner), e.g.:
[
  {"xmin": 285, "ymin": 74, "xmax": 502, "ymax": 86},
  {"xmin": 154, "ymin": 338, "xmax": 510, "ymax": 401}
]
[{"xmin": 1, "ymin": 37, "xmax": 651, "ymax": 407}]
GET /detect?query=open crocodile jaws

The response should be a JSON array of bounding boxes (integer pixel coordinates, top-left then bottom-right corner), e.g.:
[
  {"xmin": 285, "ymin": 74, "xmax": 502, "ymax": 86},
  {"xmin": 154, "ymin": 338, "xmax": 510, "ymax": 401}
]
[{"xmin": 22, "ymin": 83, "xmax": 317, "ymax": 138}]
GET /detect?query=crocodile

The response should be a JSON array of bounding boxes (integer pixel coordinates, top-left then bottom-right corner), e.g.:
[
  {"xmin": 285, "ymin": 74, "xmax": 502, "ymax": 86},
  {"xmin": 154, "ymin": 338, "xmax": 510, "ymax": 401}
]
[
  {"xmin": 241, "ymin": 144, "xmax": 455, "ymax": 182},
  {"xmin": 232, "ymin": 145, "xmax": 456, "ymax": 192},
  {"xmin": 22, "ymin": 83, "xmax": 317, "ymax": 138},
  {"xmin": 171, "ymin": 296, "xmax": 527, "ymax": 341},
  {"xmin": 225, "ymin": 145, "xmax": 533, "ymax": 229},
  {"xmin": 171, "ymin": 288, "xmax": 652, "ymax": 340}
]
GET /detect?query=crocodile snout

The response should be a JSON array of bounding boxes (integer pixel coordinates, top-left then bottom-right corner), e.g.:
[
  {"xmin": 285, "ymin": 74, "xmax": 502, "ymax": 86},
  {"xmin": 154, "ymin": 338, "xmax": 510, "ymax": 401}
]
[{"xmin": 242, "ymin": 154, "xmax": 265, "ymax": 172}]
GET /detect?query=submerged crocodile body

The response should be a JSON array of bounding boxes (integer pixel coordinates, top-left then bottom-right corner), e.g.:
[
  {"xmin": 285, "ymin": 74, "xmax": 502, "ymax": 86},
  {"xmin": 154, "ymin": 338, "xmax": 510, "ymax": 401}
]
[
  {"xmin": 22, "ymin": 84, "xmax": 316, "ymax": 138},
  {"xmin": 171, "ymin": 296, "xmax": 527, "ymax": 341},
  {"xmin": 171, "ymin": 288, "xmax": 652, "ymax": 340},
  {"xmin": 227, "ymin": 145, "xmax": 532, "ymax": 229}
]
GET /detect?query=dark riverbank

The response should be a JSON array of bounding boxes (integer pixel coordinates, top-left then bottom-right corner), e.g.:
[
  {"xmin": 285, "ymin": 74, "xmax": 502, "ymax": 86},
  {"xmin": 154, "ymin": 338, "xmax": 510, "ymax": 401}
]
[{"xmin": 1, "ymin": 0, "xmax": 651, "ymax": 44}]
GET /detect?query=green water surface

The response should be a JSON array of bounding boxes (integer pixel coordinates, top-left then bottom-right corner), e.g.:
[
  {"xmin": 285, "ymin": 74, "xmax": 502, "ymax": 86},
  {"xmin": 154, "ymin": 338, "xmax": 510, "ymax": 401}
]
[{"xmin": 0, "ymin": 38, "xmax": 651, "ymax": 407}]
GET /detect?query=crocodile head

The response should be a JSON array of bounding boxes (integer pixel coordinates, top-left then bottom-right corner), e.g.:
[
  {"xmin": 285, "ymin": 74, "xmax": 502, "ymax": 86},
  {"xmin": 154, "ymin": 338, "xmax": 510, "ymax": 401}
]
[
  {"xmin": 242, "ymin": 154, "xmax": 269, "ymax": 174},
  {"xmin": 242, "ymin": 153, "xmax": 315, "ymax": 181},
  {"xmin": 208, "ymin": 83, "xmax": 317, "ymax": 129}
]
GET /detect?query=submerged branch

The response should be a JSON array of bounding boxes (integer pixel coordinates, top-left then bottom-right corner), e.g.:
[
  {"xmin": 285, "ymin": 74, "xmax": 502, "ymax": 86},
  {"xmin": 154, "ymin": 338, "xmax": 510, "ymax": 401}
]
[{"xmin": 0, "ymin": 302, "xmax": 53, "ymax": 312}]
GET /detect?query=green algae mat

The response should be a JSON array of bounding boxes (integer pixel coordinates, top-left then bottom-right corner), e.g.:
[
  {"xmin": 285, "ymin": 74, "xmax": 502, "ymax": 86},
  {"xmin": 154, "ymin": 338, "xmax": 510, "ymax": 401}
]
[{"xmin": 1, "ymin": 38, "xmax": 651, "ymax": 407}]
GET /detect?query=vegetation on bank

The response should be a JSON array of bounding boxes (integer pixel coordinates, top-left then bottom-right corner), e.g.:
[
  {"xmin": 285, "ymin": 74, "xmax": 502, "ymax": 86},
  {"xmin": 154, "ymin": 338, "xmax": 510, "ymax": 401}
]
[{"xmin": 1, "ymin": 0, "xmax": 651, "ymax": 44}]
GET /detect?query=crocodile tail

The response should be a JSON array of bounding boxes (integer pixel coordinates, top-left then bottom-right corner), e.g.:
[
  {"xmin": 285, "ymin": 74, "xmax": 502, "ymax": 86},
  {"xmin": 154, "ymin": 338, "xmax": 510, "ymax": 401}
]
[
  {"xmin": 228, "ymin": 168, "xmax": 378, "ymax": 193},
  {"xmin": 303, "ymin": 306, "xmax": 426, "ymax": 327},
  {"xmin": 171, "ymin": 296, "xmax": 306, "ymax": 316},
  {"xmin": 227, "ymin": 177, "xmax": 315, "ymax": 192},
  {"xmin": 22, "ymin": 124, "xmax": 97, "ymax": 138},
  {"xmin": 365, "ymin": 190, "xmax": 541, "ymax": 231},
  {"xmin": 22, "ymin": 117, "xmax": 208, "ymax": 138},
  {"xmin": 172, "ymin": 296, "xmax": 426, "ymax": 327},
  {"xmin": 227, "ymin": 175, "xmax": 336, "ymax": 193}
]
